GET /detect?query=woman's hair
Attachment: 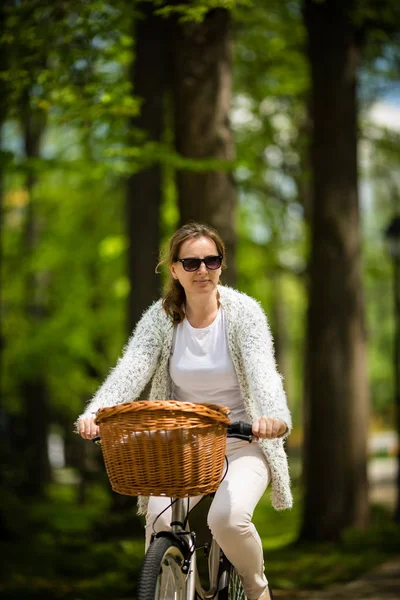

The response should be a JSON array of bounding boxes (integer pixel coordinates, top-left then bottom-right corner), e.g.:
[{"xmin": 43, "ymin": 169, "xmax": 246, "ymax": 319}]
[{"xmin": 156, "ymin": 221, "xmax": 226, "ymax": 324}]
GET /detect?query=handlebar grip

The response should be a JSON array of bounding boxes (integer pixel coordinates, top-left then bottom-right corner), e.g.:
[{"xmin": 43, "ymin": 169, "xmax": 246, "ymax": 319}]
[{"xmin": 227, "ymin": 421, "xmax": 253, "ymax": 441}]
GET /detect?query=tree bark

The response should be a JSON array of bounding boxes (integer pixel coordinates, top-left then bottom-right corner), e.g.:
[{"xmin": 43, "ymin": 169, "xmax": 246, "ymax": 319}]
[
  {"xmin": 300, "ymin": 0, "xmax": 369, "ymax": 541},
  {"xmin": 20, "ymin": 103, "xmax": 51, "ymax": 496},
  {"xmin": 0, "ymin": 0, "xmax": 12, "ymax": 540},
  {"xmin": 393, "ymin": 256, "xmax": 400, "ymax": 522},
  {"xmin": 270, "ymin": 270, "xmax": 291, "ymax": 398},
  {"xmin": 126, "ymin": 4, "xmax": 170, "ymax": 331},
  {"xmin": 172, "ymin": 9, "xmax": 237, "ymax": 285}
]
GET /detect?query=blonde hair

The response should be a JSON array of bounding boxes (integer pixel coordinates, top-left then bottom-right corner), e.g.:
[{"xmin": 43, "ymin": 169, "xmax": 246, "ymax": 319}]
[{"xmin": 156, "ymin": 221, "xmax": 226, "ymax": 324}]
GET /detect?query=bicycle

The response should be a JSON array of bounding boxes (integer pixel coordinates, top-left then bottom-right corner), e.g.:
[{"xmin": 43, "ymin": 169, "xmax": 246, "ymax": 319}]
[{"xmin": 94, "ymin": 400, "xmax": 274, "ymax": 600}]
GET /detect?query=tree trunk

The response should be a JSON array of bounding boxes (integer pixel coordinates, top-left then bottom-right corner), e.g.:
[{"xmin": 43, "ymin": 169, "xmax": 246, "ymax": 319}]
[
  {"xmin": 20, "ymin": 104, "xmax": 51, "ymax": 496},
  {"xmin": 126, "ymin": 4, "xmax": 170, "ymax": 331},
  {"xmin": 0, "ymin": 0, "xmax": 12, "ymax": 540},
  {"xmin": 393, "ymin": 256, "xmax": 400, "ymax": 522},
  {"xmin": 270, "ymin": 270, "xmax": 291, "ymax": 399},
  {"xmin": 300, "ymin": 0, "xmax": 369, "ymax": 541},
  {"xmin": 172, "ymin": 9, "xmax": 237, "ymax": 285},
  {"xmin": 270, "ymin": 270, "xmax": 293, "ymax": 451}
]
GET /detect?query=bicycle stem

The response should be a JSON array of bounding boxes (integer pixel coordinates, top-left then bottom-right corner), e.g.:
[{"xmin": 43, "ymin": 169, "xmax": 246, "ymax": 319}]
[{"xmin": 171, "ymin": 499, "xmax": 188, "ymax": 534}]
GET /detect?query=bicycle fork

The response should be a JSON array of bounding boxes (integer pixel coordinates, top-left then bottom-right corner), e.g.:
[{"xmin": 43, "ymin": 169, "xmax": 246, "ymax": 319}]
[{"xmin": 169, "ymin": 499, "xmax": 222, "ymax": 600}]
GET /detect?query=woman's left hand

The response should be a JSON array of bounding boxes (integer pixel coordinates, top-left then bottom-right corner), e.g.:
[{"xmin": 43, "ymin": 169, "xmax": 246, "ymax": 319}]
[{"xmin": 252, "ymin": 417, "xmax": 287, "ymax": 439}]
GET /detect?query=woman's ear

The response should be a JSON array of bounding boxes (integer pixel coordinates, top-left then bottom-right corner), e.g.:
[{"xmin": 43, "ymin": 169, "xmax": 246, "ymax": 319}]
[{"xmin": 170, "ymin": 263, "xmax": 178, "ymax": 280}]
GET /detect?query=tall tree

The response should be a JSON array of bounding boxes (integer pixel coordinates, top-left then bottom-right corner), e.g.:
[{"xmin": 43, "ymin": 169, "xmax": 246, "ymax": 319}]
[
  {"xmin": 300, "ymin": 0, "xmax": 369, "ymax": 540},
  {"xmin": 0, "ymin": 0, "xmax": 13, "ymax": 540},
  {"xmin": 2, "ymin": 0, "xmax": 53, "ymax": 498},
  {"xmin": 20, "ymin": 99, "xmax": 50, "ymax": 496},
  {"xmin": 172, "ymin": 8, "xmax": 237, "ymax": 285},
  {"xmin": 126, "ymin": 3, "xmax": 170, "ymax": 330}
]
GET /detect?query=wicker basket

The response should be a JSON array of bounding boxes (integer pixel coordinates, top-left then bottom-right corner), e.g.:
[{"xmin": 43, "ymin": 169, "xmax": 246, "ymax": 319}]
[{"xmin": 95, "ymin": 400, "xmax": 231, "ymax": 498}]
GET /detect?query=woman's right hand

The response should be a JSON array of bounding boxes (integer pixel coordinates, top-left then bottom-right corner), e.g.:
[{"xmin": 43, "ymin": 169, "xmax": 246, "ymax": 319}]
[{"xmin": 78, "ymin": 417, "xmax": 99, "ymax": 440}]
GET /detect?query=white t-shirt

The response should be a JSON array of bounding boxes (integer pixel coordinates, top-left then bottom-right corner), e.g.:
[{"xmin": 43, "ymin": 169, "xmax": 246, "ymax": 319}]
[{"xmin": 169, "ymin": 308, "xmax": 247, "ymax": 424}]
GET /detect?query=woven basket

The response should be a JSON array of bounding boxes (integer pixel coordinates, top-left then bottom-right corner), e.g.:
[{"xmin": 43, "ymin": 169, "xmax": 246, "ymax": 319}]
[{"xmin": 95, "ymin": 400, "xmax": 231, "ymax": 498}]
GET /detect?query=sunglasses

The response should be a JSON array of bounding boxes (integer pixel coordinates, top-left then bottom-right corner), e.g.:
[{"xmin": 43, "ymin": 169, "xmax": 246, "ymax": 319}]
[{"xmin": 176, "ymin": 255, "xmax": 223, "ymax": 272}]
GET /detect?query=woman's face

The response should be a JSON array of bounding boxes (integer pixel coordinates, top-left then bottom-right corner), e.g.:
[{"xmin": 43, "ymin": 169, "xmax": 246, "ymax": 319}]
[{"xmin": 170, "ymin": 236, "xmax": 222, "ymax": 296}]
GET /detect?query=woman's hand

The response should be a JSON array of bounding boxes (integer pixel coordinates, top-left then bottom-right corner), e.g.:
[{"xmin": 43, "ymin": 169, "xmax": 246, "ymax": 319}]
[
  {"xmin": 78, "ymin": 417, "xmax": 99, "ymax": 440},
  {"xmin": 252, "ymin": 417, "xmax": 287, "ymax": 440}
]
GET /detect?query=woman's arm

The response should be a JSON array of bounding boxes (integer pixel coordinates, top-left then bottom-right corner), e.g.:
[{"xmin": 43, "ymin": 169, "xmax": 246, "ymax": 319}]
[
  {"xmin": 237, "ymin": 296, "xmax": 292, "ymax": 438},
  {"xmin": 75, "ymin": 300, "xmax": 164, "ymax": 432}
]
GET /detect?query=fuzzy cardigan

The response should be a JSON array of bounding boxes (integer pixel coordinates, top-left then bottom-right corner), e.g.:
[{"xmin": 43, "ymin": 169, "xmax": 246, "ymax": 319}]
[{"xmin": 77, "ymin": 285, "xmax": 293, "ymax": 513}]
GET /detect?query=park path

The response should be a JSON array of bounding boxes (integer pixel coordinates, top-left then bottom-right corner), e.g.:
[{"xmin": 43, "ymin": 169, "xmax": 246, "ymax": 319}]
[
  {"xmin": 274, "ymin": 558, "xmax": 400, "ymax": 599},
  {"xmin": 308, "ymin": 558, "xmax": 400, "ymax": 599}
]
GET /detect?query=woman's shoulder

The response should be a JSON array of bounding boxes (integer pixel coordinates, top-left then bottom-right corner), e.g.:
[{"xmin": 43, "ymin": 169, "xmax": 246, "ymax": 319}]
[
  {"xmin": 219, "ymin": 286, "xmax": 272, "ymax": 342},
  {"xmin": 130, "ymin": 299, "xmax": 173, "ymax": 343},
  {"xmin": 219, "ymin": 285, "xmax": 264, "ymax": 314},
  {"xmin": 145, "ymin": 297, "xmax": 163, "ymax": 312},
  {"xmin": 140, "ymin": 298, "xmax": 171, "ymax": 327}
]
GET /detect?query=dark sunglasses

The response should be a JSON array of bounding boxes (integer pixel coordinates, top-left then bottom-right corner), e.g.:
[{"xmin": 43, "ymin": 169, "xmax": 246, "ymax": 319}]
[{"xmin": 176, "ymin": 255, "xmax": 223, "ymax": 272}]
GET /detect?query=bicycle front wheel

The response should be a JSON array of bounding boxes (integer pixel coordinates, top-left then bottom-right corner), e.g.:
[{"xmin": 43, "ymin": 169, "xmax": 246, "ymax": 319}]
[{"xmin": 137, "ymin": 536, "xmax": 188, "ymax": 600}]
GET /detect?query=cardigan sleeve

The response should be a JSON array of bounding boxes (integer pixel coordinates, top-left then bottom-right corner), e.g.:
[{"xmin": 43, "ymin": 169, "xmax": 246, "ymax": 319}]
[
  {"xmin": 75, "ymin": 300, "xmax": 163, "ymax": 429},
  {"xmin": 237, "ymin": 296, "xmax": 292, "ymax": 437}
]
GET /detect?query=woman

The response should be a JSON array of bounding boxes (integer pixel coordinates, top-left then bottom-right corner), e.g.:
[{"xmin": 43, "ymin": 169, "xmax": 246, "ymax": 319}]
[{"xmin": 77, "ymin": 222, "xmax": 292, "ymax": 600}]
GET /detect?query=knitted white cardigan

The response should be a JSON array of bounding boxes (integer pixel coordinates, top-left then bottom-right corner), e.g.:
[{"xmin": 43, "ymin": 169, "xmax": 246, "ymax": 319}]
[{"xmin": 77, "ymin": 285, "xmax": 293, "ymax": 513}]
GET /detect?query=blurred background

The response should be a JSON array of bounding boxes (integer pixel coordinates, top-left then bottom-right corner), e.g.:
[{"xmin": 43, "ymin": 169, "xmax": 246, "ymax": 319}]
[{"xmin": 1, "ymin": 0, "xmax": 400, "ymax": 598}]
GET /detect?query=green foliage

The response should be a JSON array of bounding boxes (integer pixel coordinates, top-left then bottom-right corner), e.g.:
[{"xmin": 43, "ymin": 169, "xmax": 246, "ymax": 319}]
[
  {"xmin": 2, "ymin": 152, "xmax": 128, "ymax": 419},
  {"xmin": 105, "ymin": 141, "xmax": 237, "ymax": 176},
  {"xmin": 153, "ymin": 0, "xmax": 252, "ymax": 22},
  {"xmin": 360, "ymin": 116, "xmax": 400, "ymax": 421},
  {"xmin": 1, "ymin": 0, "xmax": 400, "ymax": 580},
  {"xmin": 1, "ymin": 0, "xmax": 397, "ymax": 465}
]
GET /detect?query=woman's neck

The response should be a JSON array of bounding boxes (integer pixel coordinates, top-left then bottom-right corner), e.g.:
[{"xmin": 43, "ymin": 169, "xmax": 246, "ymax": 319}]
[{"xmin": 184, "ymin": 290, "xmax": 219, "ymax": 328}]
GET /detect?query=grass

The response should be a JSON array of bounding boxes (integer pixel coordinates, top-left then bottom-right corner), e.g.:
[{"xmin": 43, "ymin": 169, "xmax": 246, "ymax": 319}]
[
  {"xmin": 0, "ymin": 475, "xmax": 399, "ymax": 598},
  {"xmin": 253, "ymin": 487, "xmax": 400, "ymax": 591}
]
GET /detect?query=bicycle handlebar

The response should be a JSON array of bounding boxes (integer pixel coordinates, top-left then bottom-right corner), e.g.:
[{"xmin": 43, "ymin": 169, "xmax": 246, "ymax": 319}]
[
  {"xmin": 227, "ymin": 421, "xmax": 253, "ymax": 442},
  {"xmin": 93, "ymin": 420, "xmax": 253, "ymax": 444}
]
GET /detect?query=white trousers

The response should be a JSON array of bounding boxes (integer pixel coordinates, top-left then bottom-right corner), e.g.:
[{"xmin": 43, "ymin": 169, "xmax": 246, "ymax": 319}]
[{"xmin": 145, "ymin": 441, "xmax": 271, "ymax": 600}]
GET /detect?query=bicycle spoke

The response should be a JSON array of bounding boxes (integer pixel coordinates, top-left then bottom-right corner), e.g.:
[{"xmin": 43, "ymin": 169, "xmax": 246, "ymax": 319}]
[
  {"xmin": 228, "ymin": 566, "xmax": 246, "ymax": 600},
  {"xmin": 159, "ymin": 553, "xmax": 186, "ymax": 600}
]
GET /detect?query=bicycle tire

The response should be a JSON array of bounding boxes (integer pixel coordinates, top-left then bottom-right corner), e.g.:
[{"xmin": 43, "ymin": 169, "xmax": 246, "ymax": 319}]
[{"xmin": 137, "ymin": 536, "xmax": 188, "ymax": 600}]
